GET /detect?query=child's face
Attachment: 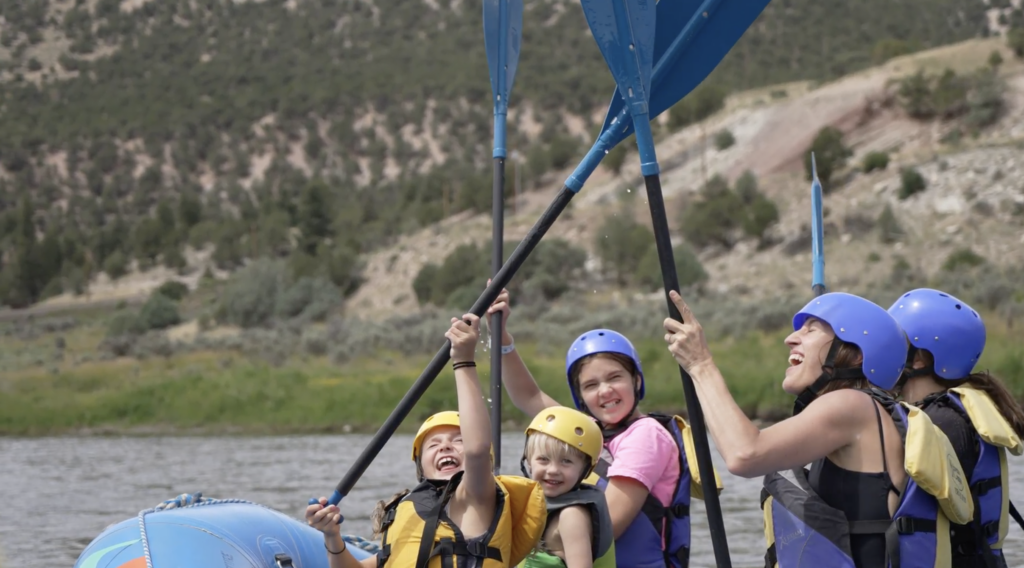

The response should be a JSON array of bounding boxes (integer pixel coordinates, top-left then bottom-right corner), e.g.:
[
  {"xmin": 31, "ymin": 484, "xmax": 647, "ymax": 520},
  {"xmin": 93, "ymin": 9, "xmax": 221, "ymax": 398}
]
[
  {"xmin": 577, "ymin": 356, "xmax": 637, "ymax": 425},
  {"xmin": 528, "ymin": 450, "xmax": 587, "ymax": 498},
  {"xmin": 419, "ymin": 425, "xmax": 464, "ymax": 480}
]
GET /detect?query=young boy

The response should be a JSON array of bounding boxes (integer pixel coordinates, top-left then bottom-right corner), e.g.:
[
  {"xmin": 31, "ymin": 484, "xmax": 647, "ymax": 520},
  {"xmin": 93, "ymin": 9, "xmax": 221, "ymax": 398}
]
[{"xmin": 521, "ymin": 406, "xmax": 615, "ymax": 568}]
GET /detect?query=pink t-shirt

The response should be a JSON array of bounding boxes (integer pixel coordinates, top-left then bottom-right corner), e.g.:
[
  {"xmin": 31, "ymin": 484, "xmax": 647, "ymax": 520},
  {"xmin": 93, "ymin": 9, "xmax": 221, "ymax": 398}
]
[{"xmin": 604, "ymin": 416, "xmax": 681, "ymax": 506}]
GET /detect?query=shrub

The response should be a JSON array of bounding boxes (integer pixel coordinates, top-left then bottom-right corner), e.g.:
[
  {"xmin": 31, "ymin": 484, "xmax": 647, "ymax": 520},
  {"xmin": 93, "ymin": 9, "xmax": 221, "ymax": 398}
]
[
  {"xmin": 155, "ymin": 280, "xmax": 190, "ymax": 301},
  {"xmin": 877, "ymin": 205, "xmax": 903, "ymax": 244},
  {"xmin": 714, "ymin": 129, "xmax": 736, "ymax": 150},
  {"xmin": 276, "ymin": 276, "xmax": 342, "ymax": 322},
  {"xmin": 637, "ymin": 244, "xmax": 708, "ymax": 292},
  {"xmin": 804, "ymin": 127, "xmax": 852, "ymax": 190},
  {"xmin": 138, "ymin": 294, "xmax": 182, "ymax": 331},
  {"xmin": 103, "ymin": 250, "xmax": 129, "ymax": 280},
  {"xmin": 862, "ymin": 151, "xmax": 890, "ymax": 173},
  {"xmin": 942, "ymin": 248, "xmax": 986, "ymax": 272},
  {"xmin": 218, "ymin": 259, "xmax": 288, "ymax": 327},
  {"xmin": 898, "ymin": 167, "xmax": 927, "ymax": 200},
  {"xmin": 595, "ymin": 213, "xmax": 654, "ymax": 286}
]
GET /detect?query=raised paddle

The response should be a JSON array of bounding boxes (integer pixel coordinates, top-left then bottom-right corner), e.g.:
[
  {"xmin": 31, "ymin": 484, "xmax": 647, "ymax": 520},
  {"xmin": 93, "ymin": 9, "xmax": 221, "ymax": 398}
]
[
  {"xmin": 577, "ymin": 0, "xmax": 770, "ymax": 565},
  {"xmin": 310, "ymin": 0, "xmax": 770, "ymax": 512},
  {"xmin": 810, "ymin": 152, "xmax": 826, "ymax": 297},
  {"xmin": 483, "ymin": 0, "xmax": 523, "ymax": 474}
]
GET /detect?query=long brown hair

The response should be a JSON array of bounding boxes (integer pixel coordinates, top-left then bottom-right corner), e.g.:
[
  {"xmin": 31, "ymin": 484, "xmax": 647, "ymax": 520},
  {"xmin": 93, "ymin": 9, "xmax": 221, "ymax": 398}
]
[
  {"xmin": 916, "ymin": 351, "xmax": 1024, "ymax": 438},
  {"xmin": 370, "ymin": 489, "xmax": 411, "ymax": 538}
]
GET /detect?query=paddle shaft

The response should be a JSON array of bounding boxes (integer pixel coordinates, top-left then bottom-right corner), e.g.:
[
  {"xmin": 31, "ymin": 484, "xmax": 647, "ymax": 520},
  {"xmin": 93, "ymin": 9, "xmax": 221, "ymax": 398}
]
[
  {"xmin": 323, "ymin": 186, "xmax": 576, "ymax": 505},
  {"xmin": 643, "ymin": 173, "xmax": 733, "ymax": 568},
  {"xmin": 813, "ymin": 284, "xmax": 826, "ymax": 297},
  {"xmin": 490, "ymin": 156, "xmax": 505, "ymax": 474}
]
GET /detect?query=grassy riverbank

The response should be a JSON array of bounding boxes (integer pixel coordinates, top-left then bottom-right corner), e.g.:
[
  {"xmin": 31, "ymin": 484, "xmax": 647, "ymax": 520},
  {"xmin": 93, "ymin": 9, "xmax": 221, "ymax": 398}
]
[{"xmin": 1, "ymin": 319, "xmax": 1021, "ymax": 436}]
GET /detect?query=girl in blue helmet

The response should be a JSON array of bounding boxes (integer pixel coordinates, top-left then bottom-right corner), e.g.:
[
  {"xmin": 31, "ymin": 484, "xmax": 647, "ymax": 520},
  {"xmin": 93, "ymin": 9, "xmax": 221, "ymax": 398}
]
[
  {"xmin": 662, "ymin": 289, "xmax": 973, "ymax": 568},
  {"xmin": 489, "ymin": 288, "xmax": 715, "ymax": 568},
  {"xmin": 889, "ymin": 288, "xmax": 1024, "ymax": 567}
]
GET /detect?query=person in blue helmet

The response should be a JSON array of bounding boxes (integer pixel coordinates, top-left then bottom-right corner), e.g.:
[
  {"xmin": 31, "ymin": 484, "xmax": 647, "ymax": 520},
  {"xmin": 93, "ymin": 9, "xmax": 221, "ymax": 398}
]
[
  {"xmin": 889, "ymin": 288, "xmax": 1024, "ymax": 567},
  {"xmin": 662, "ymin": 290, "xmax": 974, "ymax": 568},
  {"xmin": 487, "ymin": 288, "xmax": 720, "ymax": 568}
]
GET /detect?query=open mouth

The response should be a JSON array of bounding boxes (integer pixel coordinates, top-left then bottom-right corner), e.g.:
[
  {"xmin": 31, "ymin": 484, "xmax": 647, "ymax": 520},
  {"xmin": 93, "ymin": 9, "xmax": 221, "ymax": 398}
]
[
  {"xmin": 788, "ymin": 353, "xmax": 805, "ymax": 367},
  {"xmin": 541, "ymin": 479, "xmax": 564, "ymax": 489},
  {"xmin": 436, "ymin": 456, "xmax": 460, "ymax": 473},
  {"xmin": 600, "ymin": 399, "xmax": 622, "ymax": 411}
]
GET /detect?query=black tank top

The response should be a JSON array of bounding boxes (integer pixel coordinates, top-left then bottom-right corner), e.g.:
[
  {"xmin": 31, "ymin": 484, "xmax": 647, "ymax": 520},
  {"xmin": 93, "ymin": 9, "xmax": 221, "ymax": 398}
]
[{"xmin": 807, "ymin": 400, "xmax": 901, "ymax": 567}]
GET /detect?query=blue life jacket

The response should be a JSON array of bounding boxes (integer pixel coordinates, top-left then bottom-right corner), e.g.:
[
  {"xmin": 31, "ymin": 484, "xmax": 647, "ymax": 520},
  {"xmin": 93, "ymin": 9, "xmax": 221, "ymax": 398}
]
[
  {"xmin": 937, "ymin": 389, "xmax": 1015, "ymax": 567},
  {"xmin": 590, "ymin": 413, "xmax": 698, "ymax": 568},
  {"xmin": 761, "ymin": 389, "xmax": 967, "ymax": 568}
]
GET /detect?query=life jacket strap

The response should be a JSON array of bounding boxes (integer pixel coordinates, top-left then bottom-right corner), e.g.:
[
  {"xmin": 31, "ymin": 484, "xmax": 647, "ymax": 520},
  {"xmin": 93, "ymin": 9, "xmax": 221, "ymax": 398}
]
[
  {"xmin": 886, "ymin": 518, "xmax": 937, "ymax": 568},
  {"xmin": 972, "ymin": 476, "xmax": 1001, "ymax": 497},
  {"xmin": 428, "ymin": 536, "xmax": 503, "ymax": 563},
  {"xmin": 848, "ymin": 519, "xmax": 892, "ymax": 534}
]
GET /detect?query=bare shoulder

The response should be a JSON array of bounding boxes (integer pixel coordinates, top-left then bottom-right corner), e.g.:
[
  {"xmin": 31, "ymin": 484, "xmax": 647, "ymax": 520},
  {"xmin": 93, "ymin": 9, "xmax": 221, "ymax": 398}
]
[
  {"xmin": 558, "ymin": 505, "xmax": 593, "ymax": 537},
  {"xmin": 806, "ymin": 389, "xmax": 878, "ymax": 427}
]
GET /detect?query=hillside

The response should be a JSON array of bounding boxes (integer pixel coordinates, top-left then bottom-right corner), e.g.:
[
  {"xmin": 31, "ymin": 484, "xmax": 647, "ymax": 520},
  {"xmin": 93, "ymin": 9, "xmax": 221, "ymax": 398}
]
[
  {"xmin": 336, "ymin": 36, "xmax": 1024, "ymax": 315},
  {"xmin": 0, "ymin": 0, "xmax": 1001, "ymax": 312}
]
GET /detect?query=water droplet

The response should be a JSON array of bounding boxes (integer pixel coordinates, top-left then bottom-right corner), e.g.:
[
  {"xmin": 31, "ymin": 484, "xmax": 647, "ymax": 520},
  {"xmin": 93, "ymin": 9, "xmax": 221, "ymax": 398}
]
[
  {"xmin": 626, "ymin": 188, "xmax": 631, "ymax": 193},
  {"xmin": 593, "ymin": 290, "xmax": 597, "ymax": 293}
]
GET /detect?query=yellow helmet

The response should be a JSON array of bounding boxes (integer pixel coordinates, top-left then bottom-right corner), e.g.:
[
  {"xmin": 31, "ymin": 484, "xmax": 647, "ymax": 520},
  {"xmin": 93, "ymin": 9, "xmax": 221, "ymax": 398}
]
[
  {"xmin": 412, "ymin": 411, "xmax": 462, "ymax": 462},
  {"xmin": 525, "ymin": 406, "xmax": 603, "ymax": 476}
]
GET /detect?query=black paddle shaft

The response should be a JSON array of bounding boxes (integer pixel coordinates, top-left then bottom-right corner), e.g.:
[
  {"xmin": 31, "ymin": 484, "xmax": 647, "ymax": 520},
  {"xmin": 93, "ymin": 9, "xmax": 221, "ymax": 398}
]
[
  {"xmin": 812, "ymin": 283, "xmax": 826, "ymax": 297},
  {"xmin": 331, "ymin": 186, "xmax": 576, "ymax": 500},
  {"xmin": 490, "ymin": 156, "xmax": 506, "ymax": 474},
  {"xmin": 643, "ymin": 173, "xmax": 733, "ymax": 568}
]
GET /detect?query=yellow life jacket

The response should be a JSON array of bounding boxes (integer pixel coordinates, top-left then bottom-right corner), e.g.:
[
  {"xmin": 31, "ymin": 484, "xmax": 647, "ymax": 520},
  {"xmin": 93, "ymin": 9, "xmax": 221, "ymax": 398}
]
[{"xmin": 378, "ymin": 471, "xmax": 546, "ymax": 568}]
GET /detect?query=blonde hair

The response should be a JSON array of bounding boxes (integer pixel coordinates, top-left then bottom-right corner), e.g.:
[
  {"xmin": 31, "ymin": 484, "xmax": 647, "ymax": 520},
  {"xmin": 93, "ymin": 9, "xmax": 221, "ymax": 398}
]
[{"xmin": 525, "ymin": 431, "xmax": 589, "ymax": 465}]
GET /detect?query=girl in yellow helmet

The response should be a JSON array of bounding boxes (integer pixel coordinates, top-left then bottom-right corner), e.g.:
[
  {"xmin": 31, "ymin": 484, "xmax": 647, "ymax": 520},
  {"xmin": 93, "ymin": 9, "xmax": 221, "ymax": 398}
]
[
  {"xmin": 521, "ymin": 406, "xmax": 615, "ymax": 568},
  {"xmin": 306, "ymin": 314, "xmax": 545, "ymax": 568}
]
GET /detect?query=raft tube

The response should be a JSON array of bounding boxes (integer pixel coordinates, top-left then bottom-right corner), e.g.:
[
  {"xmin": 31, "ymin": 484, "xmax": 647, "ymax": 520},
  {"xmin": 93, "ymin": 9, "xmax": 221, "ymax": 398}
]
[{"xmin": 74, "ymin": 499, "xmax": 376, "ymax": 568}]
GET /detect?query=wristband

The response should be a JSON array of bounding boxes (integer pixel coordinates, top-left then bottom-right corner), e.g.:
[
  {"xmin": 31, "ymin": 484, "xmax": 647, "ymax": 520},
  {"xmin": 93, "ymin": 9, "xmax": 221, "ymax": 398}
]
[
  {"xmin": 325, "ymin": 540, "xmax": 346, "ymax": 555},
  {"xmin": 501, "ymin": 342, "xmax": 515, "ymax": 355}
]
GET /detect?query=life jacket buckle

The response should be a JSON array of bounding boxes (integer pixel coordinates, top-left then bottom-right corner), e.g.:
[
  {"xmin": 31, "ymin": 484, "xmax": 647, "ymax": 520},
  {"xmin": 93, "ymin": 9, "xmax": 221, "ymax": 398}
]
[{"xmin": 465, "ymin": 540, "xmax": 489, "ymax": 558}]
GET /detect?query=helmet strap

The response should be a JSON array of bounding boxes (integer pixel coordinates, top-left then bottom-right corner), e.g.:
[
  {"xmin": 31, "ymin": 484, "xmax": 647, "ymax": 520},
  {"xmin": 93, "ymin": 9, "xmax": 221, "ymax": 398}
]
[{"xmin": 792, "ymin": 338, "xmax": 866, "ymax": 416}]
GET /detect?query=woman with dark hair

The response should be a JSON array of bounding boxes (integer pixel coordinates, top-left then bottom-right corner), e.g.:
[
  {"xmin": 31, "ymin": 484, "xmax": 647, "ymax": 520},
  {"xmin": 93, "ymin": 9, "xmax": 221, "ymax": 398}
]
[
  {"xmin": 889, "ymin": 288, "xmax": 1024, "ymax": 567},
  {"xmin": 662, "ymin": 290, "xmax": 973, "ymax": 567}
]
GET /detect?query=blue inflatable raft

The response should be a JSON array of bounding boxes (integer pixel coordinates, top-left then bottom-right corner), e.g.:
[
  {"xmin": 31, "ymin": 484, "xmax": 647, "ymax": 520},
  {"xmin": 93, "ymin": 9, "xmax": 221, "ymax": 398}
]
[{"xmin": 74, "ymin": 494, "xmax": 377, "ymax": 568}]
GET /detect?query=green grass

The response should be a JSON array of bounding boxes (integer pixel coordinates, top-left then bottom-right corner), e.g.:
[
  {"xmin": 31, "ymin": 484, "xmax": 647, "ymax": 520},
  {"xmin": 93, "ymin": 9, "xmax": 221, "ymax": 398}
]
[{"xmin": 1, "ymin": 317, "xmax": 1020, "ymax": 436}]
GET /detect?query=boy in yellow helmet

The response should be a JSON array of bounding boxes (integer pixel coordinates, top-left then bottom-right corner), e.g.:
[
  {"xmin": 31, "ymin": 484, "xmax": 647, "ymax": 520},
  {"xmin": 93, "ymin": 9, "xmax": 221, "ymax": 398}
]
[
  {"xmin": 521, "ymin": 407, "xmax": 615, "ymax": 568},
  {"xmin": 307, "ymin": 314, "xmax": 546, "ymax": 568}
]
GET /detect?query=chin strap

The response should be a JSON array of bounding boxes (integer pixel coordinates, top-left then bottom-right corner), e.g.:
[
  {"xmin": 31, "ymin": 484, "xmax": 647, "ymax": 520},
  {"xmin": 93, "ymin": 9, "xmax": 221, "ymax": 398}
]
[
  {"xmin": 893, "ymin": 346, "xmax": 935, "ymax": 396},
  {"xmin": 792, "ymin": 338, "xmax": 866, "ymax": 416}
]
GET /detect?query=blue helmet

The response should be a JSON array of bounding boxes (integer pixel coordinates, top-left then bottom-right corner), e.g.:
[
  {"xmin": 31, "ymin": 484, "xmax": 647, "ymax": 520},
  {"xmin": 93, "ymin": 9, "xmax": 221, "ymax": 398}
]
[
  {"xmin": 887, "ymin": 288, "xmax": 986, "ymax": 380},
  {"xmin": 565, "ymin": 329, "xmax": 645, "ymax": 410},
  {"xmin": 793, "ymin": 293, "xmax": 908, "ymax": 390}
]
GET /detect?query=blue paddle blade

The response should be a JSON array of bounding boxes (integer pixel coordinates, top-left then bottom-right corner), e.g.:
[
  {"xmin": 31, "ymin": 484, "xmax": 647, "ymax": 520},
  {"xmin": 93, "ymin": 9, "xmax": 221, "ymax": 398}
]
[
  {"xmin": 810, "ymin": 152, "xmax": 825, "ymax": 290},
  {"xmin": 599, "ymin": 0, "xmax": 771, "ymax": 147},
  {"xmin": 580, "ymin": 0, "xmax": 656, "ymax": 115},
  {"xmin": 483, "ymin": 0, "xmax": 523, "ymax": 115}
]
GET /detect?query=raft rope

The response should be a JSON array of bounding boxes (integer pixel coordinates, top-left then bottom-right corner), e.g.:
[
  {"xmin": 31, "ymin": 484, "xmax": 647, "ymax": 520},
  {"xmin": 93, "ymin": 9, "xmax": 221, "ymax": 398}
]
[{"xmin": 136, "ymin": 492, "xmax": 381, "ymax": 568}]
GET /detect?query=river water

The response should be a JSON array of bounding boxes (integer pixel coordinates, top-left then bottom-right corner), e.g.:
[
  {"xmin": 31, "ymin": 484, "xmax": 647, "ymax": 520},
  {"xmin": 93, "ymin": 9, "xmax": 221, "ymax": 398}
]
[{"xmin": 3, "ymin": 433, "xmax": 1024, "ymax": 567}]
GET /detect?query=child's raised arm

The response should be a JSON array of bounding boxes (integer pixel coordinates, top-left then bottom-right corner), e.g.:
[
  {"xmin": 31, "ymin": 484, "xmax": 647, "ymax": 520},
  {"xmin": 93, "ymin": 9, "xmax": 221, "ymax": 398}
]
[
  {"xmin": 487, "ymin": 287, "xmax": 562, "ymax": 416},
  {"xmin": 445, "ymin": 314, "xmax": 497, "ymax": 507}
]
